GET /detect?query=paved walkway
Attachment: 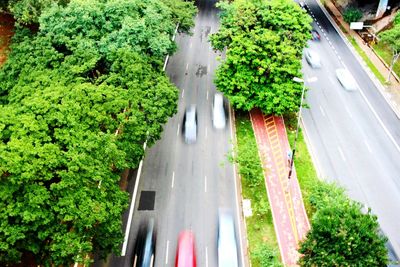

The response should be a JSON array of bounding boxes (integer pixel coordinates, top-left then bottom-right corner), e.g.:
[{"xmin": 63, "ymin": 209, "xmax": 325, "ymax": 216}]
[
  {"xmin": 250, "ymin": 109, "xmax": 310, "ymax": 266},
  {"xmin": 324, "ymin": 0, "xmax": 400, "ymax": 118}
]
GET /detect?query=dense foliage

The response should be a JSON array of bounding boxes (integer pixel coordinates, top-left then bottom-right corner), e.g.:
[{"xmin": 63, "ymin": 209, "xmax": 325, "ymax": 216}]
[
  {"xmin": 0, "ymin": 0, "xmax": 196, "ymax": 265},
  {"xmin": 210, "ymin": 0, "xmax": 312, "ymax": 115},
  {"xmin": 343, "ymin": 7, "xmax": 363, "ymax": 24},
  {"xmin": 298, "ymin": 182, "xmax": 388, "ymax": 266},
  {"xmin": 379, "ymin": 16, "xmax": 400, "ymax": 81}
]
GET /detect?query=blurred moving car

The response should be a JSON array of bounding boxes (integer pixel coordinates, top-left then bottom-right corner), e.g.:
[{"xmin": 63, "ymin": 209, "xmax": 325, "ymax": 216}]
[
  {"xmin": 183, "ymin": 105, "xmax": 198, "ymax": 144},
  {"xmin": 133, "ymin": 219, "xmax": 156, "ymax": 267},
  {"xmin": 311, "ymin": 29, "xmax": 321, "ymax": 41},
  {"xmin": 218, "ymin": 211, "xmax": 238, "ymax": 267},
  {"xmin": 335, "ymin": 68, "xmax": 358, "ymax": 91},
  {"xmin": 175, "ymin": 231, "xmax": 196, "ymax": 267},
  {"xmin": 212, "ymin": 93, "xmax": 227, "ymax": 129},
  {"xmin": 304, "ymin": 49, "xmax": 321, "ymax": 68}
]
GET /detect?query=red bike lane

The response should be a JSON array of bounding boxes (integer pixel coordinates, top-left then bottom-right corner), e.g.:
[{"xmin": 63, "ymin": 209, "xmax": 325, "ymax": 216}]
[{"xmin": 249, "ymin": 108, "xmax": 309, "ymax": 266}]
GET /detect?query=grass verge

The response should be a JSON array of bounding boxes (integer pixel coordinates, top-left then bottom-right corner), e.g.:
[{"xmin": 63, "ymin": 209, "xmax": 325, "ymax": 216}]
[
  {"xmin": 348, "ymin": 37, "xmax": 387, "ymax": 84},
  {"xmin": 373, "ymin": 42, "xmax": 400, "ymax": 79},
  {"xmin": 234, "ymin": 111, "xmax": 282, "ymax": 267},
  {"xmin": 283, "ymin": 114, "xmax": 319, "ymax": 218}
]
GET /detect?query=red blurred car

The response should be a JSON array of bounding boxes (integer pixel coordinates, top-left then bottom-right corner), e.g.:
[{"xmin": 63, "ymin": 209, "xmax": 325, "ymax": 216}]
[{"xmin": 175, "ymin": 231, "xmax": 196, "ymax": 267}]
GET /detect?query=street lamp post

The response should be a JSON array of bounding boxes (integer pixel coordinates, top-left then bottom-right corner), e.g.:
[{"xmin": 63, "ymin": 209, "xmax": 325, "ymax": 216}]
[{"xmin": 288, "ymin": 77, "xmax": 317, "ymax": 180}]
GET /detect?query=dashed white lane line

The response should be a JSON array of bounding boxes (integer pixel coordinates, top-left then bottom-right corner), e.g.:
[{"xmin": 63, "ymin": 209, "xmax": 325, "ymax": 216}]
[
  {"xmin": 206, "ymin": 90, "xmax": 209, "ymax": 100},
  {"xmin": 205, "ymin": 176, "xmax": 207, "ymax": 192},
  {"xmin": 326, "ymin": 36, "xmax": 330, "ymax": 41},
  {"xmin": 338, "ymin": 146, "xmax": 346, "ymax": 161},
  {"xmin": 177, "ymin": 123, "xmax": 180, "ymax": 136},
  {"xmin": 345, "ymin": 106, "xmax": 353, "ymax": 119},
  {"xmin": 319, "ymin": 105, "xmax": 326, "ymax": 117},
  {"xmin": 190, "ymin": 42, "xmax": 193, "ymax": 48},
  {"xmin": 316, "ymin": 21, "xmax": 319, "ymax": 26},
  {"xmin": 364, "ymin": 140, "xmax": 372, "ymax": 153},
  {"xmin": 321, "ymin": 28, "xmax": 325, "ymax": 33},
  {"xmin": 165, "ymin": 240, "xmax": 169, "ymax": 264},
  {"xmin": 205, "ymin": 246, "xmax": 209, "ymax": 267},
  {"xmin": 205, "ymin": 127, "xmax": 208, "ymax": 139},
  {"xmin": 171, "ymin": 171, "xmax": 175, "ymax": 188},
  {"xmin": 182, "ymin": 89, "xmax": 185, "ymax": 98},
  {"xmin": 186, "ymin": 63, "xmax": 189, "ymax": 71}
]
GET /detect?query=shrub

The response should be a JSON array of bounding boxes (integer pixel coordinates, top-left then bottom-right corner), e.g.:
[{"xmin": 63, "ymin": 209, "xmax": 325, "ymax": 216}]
[{"xmin": 343, "ymin": 7, "xmax": 363, "ymax": 24}]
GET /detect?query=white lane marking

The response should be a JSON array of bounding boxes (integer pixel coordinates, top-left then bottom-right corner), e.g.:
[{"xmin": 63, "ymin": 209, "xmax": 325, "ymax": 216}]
[
  {"xmin": 338, "ymin": 146, "xmax": 346, "ymax": 161},
  {"xmin": 345, "ymin": 106, "xmax": 353, "ymax": 118},
  {"xmin": 205, "ymin": 127, "xmax": 208, "ymax": 139},
  {"xmin": 205, "ymin": 246, "xmax": 209, "ymax": 267},
  {"xmin": 165, "ymin": 240, "xmax": 169, "ymax": 264},
  {"xmin": 172, "ymin": 23, "xmax": 179, "ymax": 42},
  {"xmin": 326, "ymin": 37, "xmax": 329, "ymax": 41},
  {"xmin": 364, "ymin": 139, "xmax": 372, "ymax": 153},
  {"xmin": 208, "ymin": 63, "xmax": 210, "ymax": 71},
  {"xmin": 205, "ymin": 176, "xmax": 207, "ymax": 192},
  {"xmin": 321, "ymin": 28, "xmax": 324, "ymax": 33},
  {"xmin": 182, "ymin": 89, "xmax": 185, "ymax": 98},
  {"xmin": 163, "ymin": 55, "xmax": 169, "ymax": 71},
  {"xmin": 121, "ymin": 142, "xmax": 148, "ymax": 256},
  {"xmin": 186, "ymin": 63, "xmax": 189, "ymax": 71},
  {"xmin": 177, "ymin": 123, "xmax": 180, "ymax": 136},
  {"xmin": 357, "ymin": 83, "xmax": 400, "ymax": 153},
  {"xmin": 328, "ymin": 40, "xmax": 332, "ymax": 46},
  {"xmin": 206, "ymin": 90, "xmax": 209, "ymax": 100},
  {"xmin": 229, "ymin": 107, "xmax": 245, "ymax": 267},
  {"xmin": 316, "ymin": 21, "xmax": 320, "ymax": 26},
  {"xmin": 319, "ymin": 105, "xmax": 326, "ymax": 117},
  {"xmin": 338, "ymin": 55, "xmax": 341, "ymax": 60},
  {"xmin": 171, "ymin": 171, "xmax": 175, "ymax": 188},
  {"xmin": 190, "ymin": 42, "xmax": 193, "ymax": 48}
]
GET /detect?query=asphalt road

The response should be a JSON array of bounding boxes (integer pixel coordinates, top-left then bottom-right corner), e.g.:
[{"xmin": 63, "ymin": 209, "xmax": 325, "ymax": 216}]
[
  {"xmin": 93, "ymin": 0, "xmax": 244, "ymax": 266},
  {"xmin": 301, "ymin": 0, "xmax": 400, "ymax": 259}
]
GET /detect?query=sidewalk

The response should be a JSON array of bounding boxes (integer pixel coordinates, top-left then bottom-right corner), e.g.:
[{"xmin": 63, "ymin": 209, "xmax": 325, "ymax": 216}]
[
  {"xmin": 250, "ymin": 109, "xmax": 310, "ymax": 266},
  {"xmin": 323, "ymin": 0, "xmax": 400, "ymax": 118}
]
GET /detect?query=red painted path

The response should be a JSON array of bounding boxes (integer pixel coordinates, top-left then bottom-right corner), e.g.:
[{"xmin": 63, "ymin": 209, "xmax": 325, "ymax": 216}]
[{"xmin": 250, "ymin": 109, "xmax": 310, "ymax": 266}]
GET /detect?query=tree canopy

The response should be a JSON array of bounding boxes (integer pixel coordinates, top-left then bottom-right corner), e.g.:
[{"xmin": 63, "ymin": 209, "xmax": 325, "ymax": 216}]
[
  {"xmin": 298, "ymin": 182, "xmax": 388, "ymax": 266},
  {"xmin": 210, "ymin": 0, "xmax": 312, "ymax": 115},
  {"xmin": 0, "ymin": 0, "xmax": 196, "ymax": 265}
]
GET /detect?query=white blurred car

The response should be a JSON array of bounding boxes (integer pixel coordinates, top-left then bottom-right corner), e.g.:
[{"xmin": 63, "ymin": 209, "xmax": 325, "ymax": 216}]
[
  {"xmin": 212, "ymin": 93, "xmax": 226, "ymax": 129},
  {"xmin": 183, "ymin": 105, "xmax": 198, "ymax": 144},
  {"xmin": 218, "ymin": 211, "xmax": 238, "ymax": 267},
  {"xmin": 305, "ymin": 49, "xmax": 321, "ymax": 68},
  {"xmin": 335, "ymin": 68, "xmax": 358, "ymax": 91}
]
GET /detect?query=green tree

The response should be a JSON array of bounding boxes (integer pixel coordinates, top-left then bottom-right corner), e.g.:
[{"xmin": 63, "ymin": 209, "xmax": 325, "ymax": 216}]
[
  {"xmin": 343, "ymin": 7, "xmax": 363, "ymax": 24},
  {"xmin": 1, "ymin": 0, "xmax": 69, "ymax": 25},
  {"xmin": 298, "ymin": 182, "xmax": 388, "ymax": 266},
  {"xmin": 379, "ymin": 24, "xmax": 400, "ymax": 82},
  {"xmin": 0, "ymin": 0, "xmax": 195, "ymax": 265},
  {"xmin": 210, "ymin": 0, "xmax": 312, "ymax": 115}
]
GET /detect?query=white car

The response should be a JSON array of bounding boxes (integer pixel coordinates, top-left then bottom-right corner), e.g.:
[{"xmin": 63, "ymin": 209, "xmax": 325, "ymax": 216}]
[
  {"xmin": 212, "ymin": 93, "xmax": 227, "ymax": 129},
  {"xmin": 304, "ymin": 49, "xmax": 321, "ymax": 68},
  {"xmin": 335, "ymin": 68, "xmax": 358, "ymax": 91},
  {"xmin": 183, "ymin": 105, "xmax": 198, "ymax": 144},
  {"xmin": 218, "ymin": 211, "xmax": 238, "ymax": 267}
]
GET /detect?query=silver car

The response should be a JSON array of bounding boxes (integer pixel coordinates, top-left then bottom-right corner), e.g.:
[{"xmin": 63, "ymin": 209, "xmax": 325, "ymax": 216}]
[
  {"xmin": 335, "ymin": 68, "xmax": 358, "ymax": 91},
  {"xmin": 212, "ymin": 93, "xmax": 227, "ymax": 129},
  {"xmin": 183, "ymin": 105, "xmax": 198, "ymax": 144},
  {"xmin": 218, "ymin": 211, "xmax": 238, "ymax": 267},
  {"xmin": 305, "ymin": 49, "xmax": 321, "ymax": 68}
]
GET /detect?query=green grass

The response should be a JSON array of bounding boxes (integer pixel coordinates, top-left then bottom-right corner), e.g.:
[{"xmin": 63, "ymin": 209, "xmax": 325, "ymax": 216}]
[
  {"xmin": 373, "ymin": 42, "xmax": 400, "ymax": 80},
  {"xmin": 284, "ymin": 114, "xmax": 319, "ymax": 218},
  {"xmin": 348, "ymin": 37, "xmax": 387, "ymax": 84},
  {"xmin": 235, "ymin": 112, "xmax": 282, "ymax": 267}
]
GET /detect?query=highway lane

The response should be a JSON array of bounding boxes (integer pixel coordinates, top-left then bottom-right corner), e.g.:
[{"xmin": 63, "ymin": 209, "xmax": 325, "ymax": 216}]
[
  {"xmin": 301, "ymin": 0, "xmax": 400, "ymax": 258},
  {"xmin": 93, "ymin": 0, "xmax": 244, "ymax": 266}
]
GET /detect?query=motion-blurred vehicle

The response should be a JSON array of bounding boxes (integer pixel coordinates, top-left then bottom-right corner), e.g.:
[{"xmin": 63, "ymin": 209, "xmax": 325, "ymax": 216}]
[
  {"xmin": 218, "ymin": 211, "xmax": 238, "ymax": 267},
  {"xmin": 133, "ymin": 219, "xmax": 156, "ymax": 267},
  {"xmin": 212, "ymin": 93, "xmax": 227, "ymax": 129},
  {"xmin": 304, "ymin": 49, "xmax": 321, "ymax": 68},
  {"xmin": 311, "ymin": 29, "xmax": 321, "ymax": 41},
  {"xmin": 335, "ymin": 68, "xmax": 358, "ymax": 91},
  {"xmin": 175, "ymin": 231, "xmax": 196, "ymax": 267},
  {"xmin": 182, "ymin": 105, "xmax": 198, "ymax": 144}
]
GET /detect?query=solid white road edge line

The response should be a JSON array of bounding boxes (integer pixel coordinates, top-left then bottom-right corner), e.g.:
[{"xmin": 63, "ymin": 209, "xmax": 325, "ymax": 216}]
[
  {"xmin": 229, "ymin": 108, "xmax": 246, "ymax": 267},
  {"xmin": 121, "ymin": 142, "xmax": 147, "ymax": 256},
  {"xmin": 206, "ymin": 246, "xmax": 209, "ymax": 267},
  {"xmin": 172, "ymin": 171, "xmax": 175, "ymax": 188},
  {"xmin": 165, "ymin": 240, "xmax": 169, "ymax": 264}
]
